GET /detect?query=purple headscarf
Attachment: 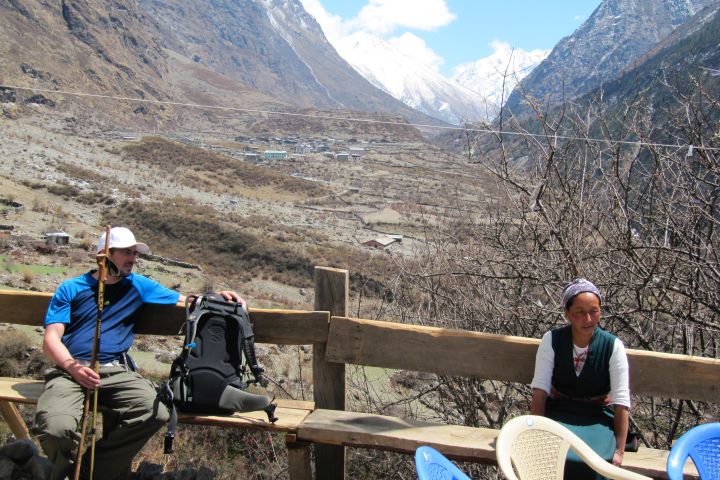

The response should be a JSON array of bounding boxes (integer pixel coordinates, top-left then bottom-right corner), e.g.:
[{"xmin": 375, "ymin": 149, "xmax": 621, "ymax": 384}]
[{"xmin": 562, "ymin": 278, "xmax": 603, "ymax": 309}]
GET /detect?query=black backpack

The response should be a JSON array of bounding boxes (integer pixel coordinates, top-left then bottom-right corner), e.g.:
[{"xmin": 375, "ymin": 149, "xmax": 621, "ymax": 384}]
[{"xmin": 161, "ymin": 293, "xmax": 277, "ymax": 453}]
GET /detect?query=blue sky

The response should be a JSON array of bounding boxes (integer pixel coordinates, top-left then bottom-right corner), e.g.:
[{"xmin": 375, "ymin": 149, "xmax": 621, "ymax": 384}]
[{"xmin": 302, "ymin": 0, "xmax": 601, "ymax": 77}]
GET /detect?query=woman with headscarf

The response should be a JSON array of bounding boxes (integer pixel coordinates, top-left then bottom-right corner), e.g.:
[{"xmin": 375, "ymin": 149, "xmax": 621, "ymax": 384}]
[{"xmin": 530, "ymin": 279, "xmax": 631, "ymax": 479}]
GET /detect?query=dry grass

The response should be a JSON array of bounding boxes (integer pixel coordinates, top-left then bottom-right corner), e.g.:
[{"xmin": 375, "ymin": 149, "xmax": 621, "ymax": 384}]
[
  {"xmin": 104, "ymin": 198, "xmax": 395, "ymax": 295},
  {"xmin": 56, "ymin": 161, "xmax": 109, "ymax": 185},
  {"xmin": 122, "ymin": 137, "xmax": 333, "ymax": 199}
]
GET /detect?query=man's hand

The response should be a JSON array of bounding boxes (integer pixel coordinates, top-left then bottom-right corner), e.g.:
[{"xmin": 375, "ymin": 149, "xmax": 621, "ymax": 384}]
[
  {"xmin": 65, "ymin": 361, "xmax": 101, "ymax": 389},
  {"xmin": 44, "ymin": 323, "xmax": 100, "ymax": 388},
  {"xmin": 218, "ymin": 290, "xmax": 245, "ymax": 305}
]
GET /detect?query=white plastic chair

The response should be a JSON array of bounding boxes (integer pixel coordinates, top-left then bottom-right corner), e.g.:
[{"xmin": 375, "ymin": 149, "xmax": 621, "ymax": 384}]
[{"xmin": 496, "ymin": 415, "xmax": 651, "ymax": 480}]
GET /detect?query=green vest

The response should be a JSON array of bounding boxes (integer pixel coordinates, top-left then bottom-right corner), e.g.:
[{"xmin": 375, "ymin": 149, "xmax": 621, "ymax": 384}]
[{"xmin": 551, "ymin": 325, "xmax": 616, "ymax": 400}]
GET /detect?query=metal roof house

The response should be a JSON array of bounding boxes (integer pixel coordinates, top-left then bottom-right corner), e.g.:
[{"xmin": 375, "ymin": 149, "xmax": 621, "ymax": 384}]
[
  {"xmin": 361, "ymin": 237, "xmax": 397, "ymax": 249},
  {"xmin": 263, "ymin": 150, "xmax": 288, "ymax": 160}
]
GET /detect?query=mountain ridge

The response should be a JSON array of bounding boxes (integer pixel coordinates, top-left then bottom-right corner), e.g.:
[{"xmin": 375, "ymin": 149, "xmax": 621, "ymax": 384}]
[{"xmin": 504, "ymin": 0, "xmax": 715, "ymax": 116}]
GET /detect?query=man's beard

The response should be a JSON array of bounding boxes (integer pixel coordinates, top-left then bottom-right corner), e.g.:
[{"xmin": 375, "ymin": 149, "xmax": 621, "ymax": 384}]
[{"xmin": 107, "ymin": 259, "xmax": 130, "ymax": 278}]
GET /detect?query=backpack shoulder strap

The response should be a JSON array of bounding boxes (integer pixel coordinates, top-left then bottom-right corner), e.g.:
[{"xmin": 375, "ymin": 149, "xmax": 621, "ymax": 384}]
[{"xmin": 183, "ymin": 294, "xmax": 205, "ymax": 352}]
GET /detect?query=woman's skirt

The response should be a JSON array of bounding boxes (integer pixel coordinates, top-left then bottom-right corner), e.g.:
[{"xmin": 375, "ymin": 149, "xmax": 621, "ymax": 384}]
[{"xmin": 546, "ymin": 398, "xmax": 616, "ymax": 480}]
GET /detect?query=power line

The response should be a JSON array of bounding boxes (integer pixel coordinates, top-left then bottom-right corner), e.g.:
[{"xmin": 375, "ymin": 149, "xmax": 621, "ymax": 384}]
[{"xmin": 2, "ymin": 83, "xmax": 718, "ymax": 152}]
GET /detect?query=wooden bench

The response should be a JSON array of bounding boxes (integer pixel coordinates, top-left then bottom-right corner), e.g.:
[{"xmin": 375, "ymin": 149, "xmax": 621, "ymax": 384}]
[
  {"xmin": 0, "ymin": 377, "xmax": 314, "ymax": 437},
  {"xmin": 298, "ymin": 409, "xmax": 677, "ymax": 476},
  {"xmin": 3, "ymin": 267, "xmax": 719, "ymax": 480},
  {"xmin": 291, "ymin": 316, "xmax": 719, "ymax": 479}
]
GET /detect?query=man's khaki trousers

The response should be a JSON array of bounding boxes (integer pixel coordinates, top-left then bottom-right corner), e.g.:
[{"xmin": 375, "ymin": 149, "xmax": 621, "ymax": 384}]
[{"xmin": 34, "ymin": 366, "xmax": 169, "ymax": 480}]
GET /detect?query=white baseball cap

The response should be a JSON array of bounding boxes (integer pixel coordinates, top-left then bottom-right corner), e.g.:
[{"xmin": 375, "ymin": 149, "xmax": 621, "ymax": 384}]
[{"xmin": 97, "ymin": 227, "xmax": 149, "ymax": 253}]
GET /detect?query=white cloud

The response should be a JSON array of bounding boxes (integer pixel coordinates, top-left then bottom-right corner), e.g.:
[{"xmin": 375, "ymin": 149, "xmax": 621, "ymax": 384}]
[
  {"xmin": 354, "ymin": 0, "xmax": 456, "ymax": 35},
  {"xmin": 300, "ymin": 0, "xmax": 454, "ymax": 72},
  {"xmin": 388, "ymin": 33, "xmax": 444, "ymax": 71}
]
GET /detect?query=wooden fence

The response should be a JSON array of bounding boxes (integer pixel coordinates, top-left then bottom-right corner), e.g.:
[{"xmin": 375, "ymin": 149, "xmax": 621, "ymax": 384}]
[{"xmin": 1, "ymin": 266, "xmax": 718, "ymax": 478}]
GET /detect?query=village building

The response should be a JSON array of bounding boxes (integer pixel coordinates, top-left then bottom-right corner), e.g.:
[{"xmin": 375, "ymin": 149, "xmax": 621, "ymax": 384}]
[
  {"xmin": 44, "ymin": 231, "xmax": 70, "ymax": 246},
  {"xmin": 295, "ymin": 144, "xmax": 312, "ymax": 154},
  {"xmin": 349, "ymin": 147, "xmax": 364, "ymax": 159},
  {"xmin": 361, "ymin": 236, "xmax": 397, "ymax": 250},
  {"xmin": 263, "ymin": 150, "xmax": 288, "ymax": 160},
  {"xmin": 335, "ymin": 152, "xmax": 350, "ymax": 161}
]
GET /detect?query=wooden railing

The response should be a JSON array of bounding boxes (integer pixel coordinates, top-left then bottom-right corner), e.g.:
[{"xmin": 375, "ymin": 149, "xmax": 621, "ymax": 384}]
[
  {"xmin": 1, "ymin": 266, "xmax": 718, "ymax": 479},
  {"xmin": 326, "ymin": 316, "xmax": 720, "ymax": 403}
]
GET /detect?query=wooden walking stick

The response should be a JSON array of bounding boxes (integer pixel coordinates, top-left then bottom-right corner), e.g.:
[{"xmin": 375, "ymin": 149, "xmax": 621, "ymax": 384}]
[{"xmin": 73, "ymin": 225, "xmax": 111, "ymax": 480}]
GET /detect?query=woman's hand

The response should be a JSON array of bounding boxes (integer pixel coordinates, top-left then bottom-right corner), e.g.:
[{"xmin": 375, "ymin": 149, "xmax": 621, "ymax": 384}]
[{"xmin": 612, "ymin": 449, "xmax": 624, "ymax": 466}]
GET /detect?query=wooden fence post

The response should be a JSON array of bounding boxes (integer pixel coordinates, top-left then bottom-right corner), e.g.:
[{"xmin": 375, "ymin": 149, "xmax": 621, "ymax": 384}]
[
  {"xmin": 313, "ymin": 267, "xmax": 348, "ymax": 480},
  {"xmin": 286, "ymin": 434, "xmax": 313, "ymax": 480}
]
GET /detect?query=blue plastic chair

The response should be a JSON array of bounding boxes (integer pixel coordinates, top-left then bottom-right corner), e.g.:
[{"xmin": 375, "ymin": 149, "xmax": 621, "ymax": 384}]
[
  {"xmin": 667, "ymin": 422, "xmax": 720, "ymax": 480},
  {"xmin": 415, "ymin": 445, "xmax": 471, "ymax": 480}
]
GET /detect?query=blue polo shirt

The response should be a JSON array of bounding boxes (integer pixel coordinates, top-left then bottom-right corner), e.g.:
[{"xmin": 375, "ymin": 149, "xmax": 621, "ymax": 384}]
[{"xmin": 45, "ymin": 271, "xmax": 180, "ymax": 363}]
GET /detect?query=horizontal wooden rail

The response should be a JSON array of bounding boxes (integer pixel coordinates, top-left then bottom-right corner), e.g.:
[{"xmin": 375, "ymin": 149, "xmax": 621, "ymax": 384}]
[
  {"xmin": 326, "ymin": 316, "xmax": 720, "ymax": 404},
  {"xmin": 0, "ymin": 290, "xmax": 330, "ymax": 344},
  {"xmin": 326, "ymin": 316, "xmax": 539, "ymax": 381}
]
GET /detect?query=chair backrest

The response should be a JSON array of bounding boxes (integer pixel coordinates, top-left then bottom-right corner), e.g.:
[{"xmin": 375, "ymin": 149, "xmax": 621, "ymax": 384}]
[
  {"xmin": 496, "ymin": 416, "xmax": 652, "ymax": 480},
  {"xmin": 667, "ymin": 422, "xmax": 720, "ymax": 480},
  {"xmin": 415, "ymin": 446, "xmax": 471, "ymax": 480}
]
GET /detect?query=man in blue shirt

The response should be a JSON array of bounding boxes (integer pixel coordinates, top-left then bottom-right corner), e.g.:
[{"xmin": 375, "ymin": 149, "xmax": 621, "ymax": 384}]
[{"xmin": 34, "ymin": 227, "xmax": 242, "ymax": 480}]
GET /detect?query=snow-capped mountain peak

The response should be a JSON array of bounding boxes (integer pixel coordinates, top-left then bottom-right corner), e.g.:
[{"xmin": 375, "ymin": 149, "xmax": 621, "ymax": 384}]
[
  {"xmin": 452, "ymin": 41, "xmax": 549, "ymax": 110},
  {"xmin": 335, "ymin": 31, "xmax": 494, "ymax": 124}
]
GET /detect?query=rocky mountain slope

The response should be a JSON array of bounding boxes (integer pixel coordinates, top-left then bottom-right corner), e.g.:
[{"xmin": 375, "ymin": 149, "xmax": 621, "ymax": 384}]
[
  {"xmin": 591, "ymin": 1, "xmax": 720, "ymax": 121},
  {"xmin": 504, "ymin": 0, "xmax": 715, "ymax": 116},
  {"xmin": 0, "ymin": 0, "xmax": 443, "ymax": 132}
]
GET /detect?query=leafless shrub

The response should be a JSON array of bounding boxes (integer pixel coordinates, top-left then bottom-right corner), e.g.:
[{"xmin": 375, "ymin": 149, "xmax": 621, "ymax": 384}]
[
  {"xmin": 364, "ymin": 72, "xmax": 720, "ymax": 472},
  {"xmin": 21, "ymin": 269, "xmax": 34, "ymax": 284},
  {"xmin": 0, "ymin": 328, "xmax": 48, "ymax": 378}
]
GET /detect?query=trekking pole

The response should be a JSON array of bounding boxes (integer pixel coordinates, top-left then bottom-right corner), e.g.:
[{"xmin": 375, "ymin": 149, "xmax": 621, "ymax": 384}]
[{"xmin": 73, "ymin": 225, "xmax": 111, "ymax": 480}]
